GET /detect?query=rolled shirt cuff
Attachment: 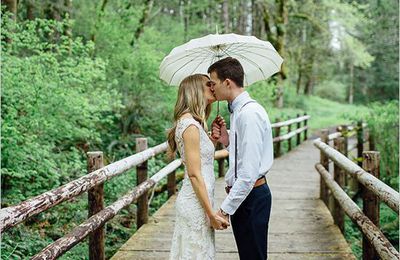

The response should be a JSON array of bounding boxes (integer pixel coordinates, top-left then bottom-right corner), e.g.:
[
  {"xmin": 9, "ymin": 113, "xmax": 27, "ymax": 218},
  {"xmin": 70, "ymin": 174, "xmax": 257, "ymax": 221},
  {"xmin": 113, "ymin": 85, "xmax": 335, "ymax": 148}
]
[{"xmin": 220, "ymin": 198, "xmax": 237, "ymax": 216}]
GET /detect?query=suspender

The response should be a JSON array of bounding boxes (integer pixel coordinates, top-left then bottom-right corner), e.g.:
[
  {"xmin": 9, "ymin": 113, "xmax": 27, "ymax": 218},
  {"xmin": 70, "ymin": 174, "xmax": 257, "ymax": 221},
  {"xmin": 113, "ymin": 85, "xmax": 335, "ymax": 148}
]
[{"xmin": 234, "ymin": 100, "xmax": 256, "ymax": 180}]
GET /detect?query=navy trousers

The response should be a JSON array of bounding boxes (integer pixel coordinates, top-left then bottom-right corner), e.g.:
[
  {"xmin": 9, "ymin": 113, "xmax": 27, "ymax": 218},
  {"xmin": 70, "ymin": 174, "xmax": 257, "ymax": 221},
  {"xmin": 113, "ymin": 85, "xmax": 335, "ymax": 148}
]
[{"xmin": 231, "ymin": 183, "xmax": 272, "ymax": 260}]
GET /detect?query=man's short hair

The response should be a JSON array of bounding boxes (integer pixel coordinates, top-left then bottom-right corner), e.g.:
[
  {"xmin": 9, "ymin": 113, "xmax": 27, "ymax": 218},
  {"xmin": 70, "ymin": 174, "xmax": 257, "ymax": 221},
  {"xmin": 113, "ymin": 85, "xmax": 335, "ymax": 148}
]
[{"xmin": 207, "ymin": 57, "xmax": 244, "ymax": 88}]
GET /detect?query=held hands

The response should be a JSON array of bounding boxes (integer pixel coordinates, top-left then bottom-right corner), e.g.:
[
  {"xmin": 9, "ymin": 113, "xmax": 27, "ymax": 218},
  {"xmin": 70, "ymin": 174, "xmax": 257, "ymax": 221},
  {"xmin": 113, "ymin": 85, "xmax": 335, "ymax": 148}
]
[
  {"xmin": 209, "ymin": 211, "xmax": 230, "ymax": 230},
  {"xmin": 211, "ymin": 115, "xmax": 229, "ymax": 146}
]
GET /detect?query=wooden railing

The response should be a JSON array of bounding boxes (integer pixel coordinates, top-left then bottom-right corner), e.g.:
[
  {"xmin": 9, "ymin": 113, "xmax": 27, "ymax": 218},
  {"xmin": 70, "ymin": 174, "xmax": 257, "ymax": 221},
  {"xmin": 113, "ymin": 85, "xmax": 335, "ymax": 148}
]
[
  {"xmin": 314, "ymin": 122, "xmax": 399, "ymax": 260},
  {"xmin": 271, "ymin": 112, "xmax": 310, "ymax": 157},
  {"xmin": 0, "ymin": 114, "xmax": 310, "ymax": 260}
]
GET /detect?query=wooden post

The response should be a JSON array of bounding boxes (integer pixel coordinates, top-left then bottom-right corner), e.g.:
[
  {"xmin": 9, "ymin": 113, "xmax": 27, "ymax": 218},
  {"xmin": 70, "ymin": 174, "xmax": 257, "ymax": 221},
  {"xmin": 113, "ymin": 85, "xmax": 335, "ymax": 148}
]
[
  {"xmin": 167, "ymin": 168, "xmax": 176, "ymax": 198},
  {"xmin": 136, "ymin": 138, "xmax": 149, "ymax": 229},
  {"xmin": 217, "ymin": 143, "xmax": 225, "ymax": 178},
  {"xmin": 357, "ymin": 121, "xmax": 364, "ymax": 167},
  {"xmin": 287, "ymin": 118, "xmax": 292, "ymax": 152},
  {"xmin": 87, "ymin": 151, "xmax": 105, "ymax": 260},
  {"xmin": 274, "ymin": 118, "xmax": 281, "ymax": 157},
  {"xmin": 296, "ymin": 113, "xmax": 301, "ymax": 145},
  {"xmin": 341, "ymin": 125, "xmax": 348, "ymax": 157},
  {"xmin": 368, "ymin": 132, "xmax": 375, "ymax": 151},
  {"xmin": 333, "ymin": 138, "xmax": 345, "ymax": 234},
  {"xmin": 348, "ymin": 121, "xmax": 363, "ymax": 197},
  {"xmin": 362, "ymin": 151, "xmax": 380, "ymax": 260},
  {"xmin": 320, "ymin": 129, "xmax": 329, "ymax": 206},
  {"xmin": 303, "ymin": 112, "xmax": 308, "ymax": 140},
  {"xmin": 336, "ymin": 125, "xmax": 348, "ymax": 188}
]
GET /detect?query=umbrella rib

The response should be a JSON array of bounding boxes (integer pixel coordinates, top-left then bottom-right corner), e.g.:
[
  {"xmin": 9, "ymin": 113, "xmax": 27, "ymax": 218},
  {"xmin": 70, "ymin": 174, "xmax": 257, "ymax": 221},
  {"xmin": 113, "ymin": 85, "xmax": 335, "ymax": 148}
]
[
  {"xmin": 189, "ymin": 51, "xmax": 214, "ymax": 75},
  {"xmin": 168, "ymin": 51, "xmax": 215, "ymax": 85},
  {"xmin": 227, "ymin": 42, "xmax": 279, "ymax": 55},
  {"xmin": 223, "ymin": 43, "xmax": 282, "ymax": 70},
  {"xmin": 219, "ymin": 42, "xmax": 282, "ymax": 71},
  {"xmin": 161, "ymin": 52, "xmax": 211, "ymax": 77},
  {"xmin": 160, "ymin": 47, "xmax": 214, "ymax": 76},
  {"xmin": 209, "ymin": 54, "xmax": 220, "ymax": 67},
  {"xmin": 233, "ymin": 48, "xmax": 281, "ymax": 70},
  {"xmin": 222, "ymin": 42, "xmax": 248, "ymax": 54},
  {"xmin": 225, "ymin": 50, "xmax": 268, "ymax": 81}
]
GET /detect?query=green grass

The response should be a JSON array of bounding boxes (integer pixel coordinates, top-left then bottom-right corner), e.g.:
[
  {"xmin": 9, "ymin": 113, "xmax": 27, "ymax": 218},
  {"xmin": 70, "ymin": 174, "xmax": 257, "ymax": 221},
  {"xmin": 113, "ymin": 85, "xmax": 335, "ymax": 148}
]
[{"xmin": 246, "ymin": 83, "xmax": 368, "ymax": 134}]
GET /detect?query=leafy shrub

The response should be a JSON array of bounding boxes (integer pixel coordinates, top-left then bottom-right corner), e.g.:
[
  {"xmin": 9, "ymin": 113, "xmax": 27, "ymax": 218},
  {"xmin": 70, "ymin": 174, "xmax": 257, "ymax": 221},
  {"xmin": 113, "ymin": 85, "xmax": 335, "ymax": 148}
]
[{"xmin": 1, "ymin": 16, "xmax": 122, "ymax": 207}]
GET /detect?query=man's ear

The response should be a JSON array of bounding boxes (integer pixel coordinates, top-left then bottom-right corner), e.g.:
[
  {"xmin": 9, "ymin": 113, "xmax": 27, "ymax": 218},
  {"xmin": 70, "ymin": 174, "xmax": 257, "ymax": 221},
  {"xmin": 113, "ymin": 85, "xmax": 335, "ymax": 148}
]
[{"xmin": 225, "ymin": 79, "xmax": 231, "ymax": 89}]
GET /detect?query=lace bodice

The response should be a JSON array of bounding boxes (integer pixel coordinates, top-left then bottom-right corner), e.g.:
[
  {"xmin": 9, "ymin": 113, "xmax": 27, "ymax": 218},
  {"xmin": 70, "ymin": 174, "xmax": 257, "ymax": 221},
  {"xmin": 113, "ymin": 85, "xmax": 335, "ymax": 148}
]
[{"xmin": 169, "ymin": 117, "xmax": 216, "ymax": 260}]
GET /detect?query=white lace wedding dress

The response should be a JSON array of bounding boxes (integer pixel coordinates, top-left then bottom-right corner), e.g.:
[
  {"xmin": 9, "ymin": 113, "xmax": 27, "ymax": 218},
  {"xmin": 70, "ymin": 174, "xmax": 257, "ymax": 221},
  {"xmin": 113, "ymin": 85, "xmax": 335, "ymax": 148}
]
[{"xmin": 169, "ymin": 117, "xmax": 216, "ymax": 260}]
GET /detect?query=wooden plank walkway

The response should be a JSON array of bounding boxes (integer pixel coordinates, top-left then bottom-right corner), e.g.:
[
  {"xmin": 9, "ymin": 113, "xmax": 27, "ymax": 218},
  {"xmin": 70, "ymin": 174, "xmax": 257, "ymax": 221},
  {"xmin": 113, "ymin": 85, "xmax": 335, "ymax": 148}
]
[{"xmin": 111, "ymin": 140, "xmax": 355, "ymax": 259}]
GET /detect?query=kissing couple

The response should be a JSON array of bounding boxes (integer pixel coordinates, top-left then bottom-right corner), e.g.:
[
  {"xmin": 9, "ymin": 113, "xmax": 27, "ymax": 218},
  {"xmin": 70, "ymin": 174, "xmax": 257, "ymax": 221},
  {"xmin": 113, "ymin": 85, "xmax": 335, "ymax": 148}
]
[{"xmin": 168, "ymin": 57, "xmax": 273, "ymax": 260}]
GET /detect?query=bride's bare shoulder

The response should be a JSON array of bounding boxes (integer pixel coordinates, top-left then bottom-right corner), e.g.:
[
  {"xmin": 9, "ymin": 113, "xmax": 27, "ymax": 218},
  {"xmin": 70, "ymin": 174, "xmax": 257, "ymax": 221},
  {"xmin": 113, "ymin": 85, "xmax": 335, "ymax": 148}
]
[{"xmin": 178, "ymin": 113, "xmax": 194, "ymax": 121}]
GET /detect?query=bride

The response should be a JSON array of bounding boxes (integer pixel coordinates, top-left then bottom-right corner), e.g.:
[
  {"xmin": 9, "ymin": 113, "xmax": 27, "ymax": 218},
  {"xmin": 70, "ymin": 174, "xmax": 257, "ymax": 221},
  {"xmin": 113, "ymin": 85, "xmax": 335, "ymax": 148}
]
[{"xmin": 167, "ymin": 74, "xmax": 229, "ymax": 259}]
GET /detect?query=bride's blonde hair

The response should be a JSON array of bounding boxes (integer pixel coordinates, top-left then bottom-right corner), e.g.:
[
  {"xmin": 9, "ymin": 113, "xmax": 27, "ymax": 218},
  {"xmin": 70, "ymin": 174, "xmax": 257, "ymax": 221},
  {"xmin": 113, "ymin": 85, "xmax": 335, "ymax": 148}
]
[{"xmin": 167, "ymin": 74, "xmax": 212, "ymax": 158}]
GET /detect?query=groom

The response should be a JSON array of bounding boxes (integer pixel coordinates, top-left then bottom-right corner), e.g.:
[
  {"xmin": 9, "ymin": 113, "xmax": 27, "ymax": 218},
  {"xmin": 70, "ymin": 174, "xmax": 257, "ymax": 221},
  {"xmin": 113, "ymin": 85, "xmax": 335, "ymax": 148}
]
[{"xmin": 209, "ymin": 57, "xmax": 273, "ymax": 260}]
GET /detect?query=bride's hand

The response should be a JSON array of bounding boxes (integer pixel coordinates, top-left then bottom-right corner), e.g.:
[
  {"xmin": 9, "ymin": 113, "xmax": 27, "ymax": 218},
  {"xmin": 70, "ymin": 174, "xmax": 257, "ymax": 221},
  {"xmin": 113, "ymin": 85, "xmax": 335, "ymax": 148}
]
[{"xmin": 209, "ymin": 213, "xmax": 230, "ymax": 230}]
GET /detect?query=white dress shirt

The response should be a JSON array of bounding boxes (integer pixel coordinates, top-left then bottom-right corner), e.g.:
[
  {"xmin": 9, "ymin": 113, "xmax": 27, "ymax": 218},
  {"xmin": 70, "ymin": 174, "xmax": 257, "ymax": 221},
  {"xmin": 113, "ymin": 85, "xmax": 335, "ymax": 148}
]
[{"xmin": 220, "ymin": 91, "xmax": 274, "ymax": 215}]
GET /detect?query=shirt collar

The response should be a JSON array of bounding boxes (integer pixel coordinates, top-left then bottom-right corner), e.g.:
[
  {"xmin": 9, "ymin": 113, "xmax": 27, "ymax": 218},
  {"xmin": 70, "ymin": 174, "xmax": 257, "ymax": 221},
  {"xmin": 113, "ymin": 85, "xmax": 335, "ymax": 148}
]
[{"xmin": 229, "ymin": 91, "xmax": 250, "ymax": 113}]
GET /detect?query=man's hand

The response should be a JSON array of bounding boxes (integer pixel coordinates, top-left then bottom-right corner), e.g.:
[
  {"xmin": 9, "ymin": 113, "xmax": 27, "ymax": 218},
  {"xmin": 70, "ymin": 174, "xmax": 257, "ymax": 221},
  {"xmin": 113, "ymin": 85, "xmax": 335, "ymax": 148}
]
[
  {"xmin": 211, "ymin": 115, "xmax": 229, "ymax": 146},
  {"xmin": 209, "ymin": 212, "xmax": 230, "ymax": 230},
  {"xmin": 216, "ymin": 209, "xmax": 230, "ymax": 228}
]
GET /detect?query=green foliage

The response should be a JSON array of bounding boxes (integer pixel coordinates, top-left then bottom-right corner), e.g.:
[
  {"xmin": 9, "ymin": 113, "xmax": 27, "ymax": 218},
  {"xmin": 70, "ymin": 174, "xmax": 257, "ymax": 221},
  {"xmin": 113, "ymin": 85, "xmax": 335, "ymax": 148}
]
[
  {"xmin": 0, "ymin": 15, "xmax": 123, "ymax": 259},
  {"xmin": 344, "ymin": 100, "xmax": 399, "ymax": 258},
  {"xmin": 345, "ymin": 101, "xmax": 399, "ymax": 188},
  {"xmin": 351, "ymin": 101, "xmax": 399, "ymax": 189},
  {"xmin": 353, "ymin": 0, "xmax": 399, "ymax": 103},
  {"xmin": 1, "ymin": 17, "xmax": 122, "ymax": 204},
  {"xmin": 314, "ymin": 80, "xmax": 347, "ymax": 102}
]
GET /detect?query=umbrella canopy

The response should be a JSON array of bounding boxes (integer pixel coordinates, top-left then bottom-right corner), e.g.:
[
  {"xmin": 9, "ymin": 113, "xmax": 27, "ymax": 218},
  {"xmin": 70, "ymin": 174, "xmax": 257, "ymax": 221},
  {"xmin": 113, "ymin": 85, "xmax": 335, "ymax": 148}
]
[{"xmin": 159, "ymin": 33, "xmax": 283, "ymax": 86}]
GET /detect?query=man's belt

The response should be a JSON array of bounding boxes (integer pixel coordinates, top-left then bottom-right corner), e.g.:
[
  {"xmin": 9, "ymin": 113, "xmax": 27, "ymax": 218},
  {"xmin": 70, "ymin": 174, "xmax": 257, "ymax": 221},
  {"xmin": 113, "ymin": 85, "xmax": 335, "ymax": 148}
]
[{"xmin": 225, "ymin": 176, "xmax": 267, "ymax": 195}]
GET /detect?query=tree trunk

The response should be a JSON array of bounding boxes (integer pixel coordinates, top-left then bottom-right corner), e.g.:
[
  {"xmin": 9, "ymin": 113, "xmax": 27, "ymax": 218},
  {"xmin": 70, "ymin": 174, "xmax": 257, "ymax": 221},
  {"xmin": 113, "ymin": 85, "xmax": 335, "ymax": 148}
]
[
  {"xmin": 91, "ymin": 0, "xmax": 108, "ymax": 43},
  {"xmin": 44, "ymin": 1, "xmax": 62, "ymax": 41},
  {"xmin": 237, "ymin": 0, "xmax": 247, "ymax": 34},
  {"xmin": 2, "ymin": 0, "xmax": 17, "ymax": 21},
  {"xmin": 274, "ymin": 0, "xmax": 288, "ymax": 108},
  {"xmin": 48, "ymin": 2, "xmax": 62, "ymax": 21},
  {"xmin": 183, "ymin": 0, "xmax": 189, "ymax": 41},
  {"xmin": 251, "ymin": 0, "xmax": 262, "ymax": 38},
  {"xmin": 206, "ymin": 0, "xmax": 213, "ymax": 32},
  {"xmin": 262, "ymin": 4, "xmax": 276, "ymax": 49},
  {"xmin": 275, "ymin": 0, "xmax": 287, "ymax": 79},
  {"xmin": 244, "ymin": 0, "xmax": 251, "ymax": 35},
  {"xmin": 348, "ymin": 62, "xmax": 354, "ymax": 104},
  {"xmin": 131, "ymin": 0, "xmax": 154, "ymax": 46},
  {"xmin": 2, "ymin": 0, "xmax": 17, "ymax": 43},
  {"xmin": 26, "ymin": 0, "xmax": 34, "ymax": 20},
  {"xmin": 230, "ymin": 1, "xmax": 237, "ymax": 32},
  {"xmin": 296, "ymin": 63, "xmax": 302, "ymax": 94},
  {"xmin": 304, "ymin": 73, "xmax": 314, "ymax": 95},
  {"xmin": 222, "ymin": 0, "xmax": 229, "ymax": 33}
]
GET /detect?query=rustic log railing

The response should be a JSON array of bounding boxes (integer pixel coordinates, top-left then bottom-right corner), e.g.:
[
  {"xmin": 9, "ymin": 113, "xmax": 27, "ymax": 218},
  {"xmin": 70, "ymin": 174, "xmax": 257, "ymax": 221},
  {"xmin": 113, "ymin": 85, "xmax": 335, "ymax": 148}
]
[
  {"xmin": 0, "ymin": 142, "xmax": 168, "ymax": 233},
  {"xmin": 314, "ymin": 124, "xmax": 400, "ymax": 260},
  {"xmin": 271, "ymin": 113, "xmax": 310, "ymax": 157},
  {"xmin": 1, "ymin": 114, "xmax": 310, "ymax": 259}
]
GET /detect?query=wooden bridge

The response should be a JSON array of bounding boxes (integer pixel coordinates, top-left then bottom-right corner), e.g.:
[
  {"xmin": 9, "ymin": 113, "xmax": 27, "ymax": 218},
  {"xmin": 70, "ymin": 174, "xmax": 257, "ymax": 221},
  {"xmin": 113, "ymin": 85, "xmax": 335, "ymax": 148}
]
[
  {"xmin": 111, "ymin": 140, "xmax": 355, "ymax": 260},
  {"xmin": 1, "ymin": 115, "xmax": 399, "ymax": 260}
]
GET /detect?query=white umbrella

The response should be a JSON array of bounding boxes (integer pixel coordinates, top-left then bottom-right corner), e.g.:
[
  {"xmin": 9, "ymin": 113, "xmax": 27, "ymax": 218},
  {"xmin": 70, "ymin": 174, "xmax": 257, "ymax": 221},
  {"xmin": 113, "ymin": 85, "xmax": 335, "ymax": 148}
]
[{"xmin": 159, "ymin": 33, "xmax": 283, "ymax": 87}]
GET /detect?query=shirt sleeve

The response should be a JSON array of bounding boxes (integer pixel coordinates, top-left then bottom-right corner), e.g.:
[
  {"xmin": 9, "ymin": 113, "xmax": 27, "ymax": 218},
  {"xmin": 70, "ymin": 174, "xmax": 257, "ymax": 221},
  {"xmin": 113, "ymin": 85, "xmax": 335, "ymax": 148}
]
[{"xmin": 220, "ymin": 107, "xmax": 266, "ymax": 215}]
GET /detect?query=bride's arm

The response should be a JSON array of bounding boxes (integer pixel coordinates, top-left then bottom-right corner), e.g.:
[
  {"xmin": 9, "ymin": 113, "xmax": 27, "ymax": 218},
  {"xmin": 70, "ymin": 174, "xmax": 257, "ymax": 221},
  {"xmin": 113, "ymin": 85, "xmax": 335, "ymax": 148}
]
[{"xmin": 183, "ymin": 125, "xmax": 228, "ymax": 229}]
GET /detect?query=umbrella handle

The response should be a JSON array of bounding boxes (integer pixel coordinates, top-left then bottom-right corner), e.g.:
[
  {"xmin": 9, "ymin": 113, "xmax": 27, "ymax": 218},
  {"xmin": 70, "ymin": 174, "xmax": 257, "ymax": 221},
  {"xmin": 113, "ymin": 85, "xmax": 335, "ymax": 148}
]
[{"xmin": 217, "ymin": 101, "xmax": 219, "ymax": 116}]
